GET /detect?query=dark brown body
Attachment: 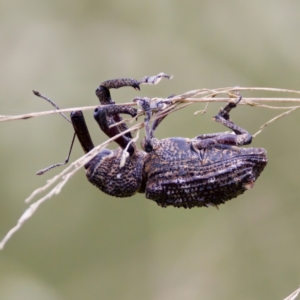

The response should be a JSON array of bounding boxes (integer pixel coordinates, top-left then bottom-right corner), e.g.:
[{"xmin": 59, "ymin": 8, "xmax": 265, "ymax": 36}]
[{"xmin": 142, "ymin": 137, "xmax": 267, "ymax": 208}]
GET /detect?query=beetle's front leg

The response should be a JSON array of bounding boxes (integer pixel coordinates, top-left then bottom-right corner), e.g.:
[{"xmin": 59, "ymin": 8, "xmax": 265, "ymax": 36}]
[
  {"xmin": 96, "ymin": 78, "xmax": 140, "ymax": 105},
  {"xmin": 94, "ymin": 105, "xmax": 138, "ymax": 155},
  {"xmin": 95, "ymin": 78, "xmax": 140, "ymax": 141},
  {"xmin": 95, "ymin": 73, "xmax": 172, "ymax": 139},
  {"xmin": 95, "ymin": 73, "xmax": 172, "ymax": 105}
]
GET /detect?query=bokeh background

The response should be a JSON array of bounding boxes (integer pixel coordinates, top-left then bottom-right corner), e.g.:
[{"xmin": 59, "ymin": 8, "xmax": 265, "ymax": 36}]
[{"xmin": 1, "ymin": 1, "xmax": 300, "ymax": 299}]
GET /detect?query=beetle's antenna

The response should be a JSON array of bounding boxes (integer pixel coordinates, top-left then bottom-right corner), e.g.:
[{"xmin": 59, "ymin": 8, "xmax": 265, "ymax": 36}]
[
  {"xmin": 36, "ymin": 132, "xmax": 76, "ymax": 175},
  {"xmin": 32, "ymin": 90, "xmax": 71, "ymax": 123},
  {"xmin": 33, "ymin": 90, "xmax": 77, "ymax": 175}
]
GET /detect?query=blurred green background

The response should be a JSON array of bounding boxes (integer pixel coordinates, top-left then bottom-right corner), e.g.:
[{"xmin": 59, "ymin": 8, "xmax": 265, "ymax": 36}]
[{"xmin": 1, "ymin": 1, "xmax": 300, "ymax": 299}]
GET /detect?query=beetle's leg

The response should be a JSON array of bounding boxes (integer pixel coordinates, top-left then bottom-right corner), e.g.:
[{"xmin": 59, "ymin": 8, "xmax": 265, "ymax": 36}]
[
  {"xmin": 150, "ymin": 94, "xmax": 175, "ymax": 135},
  {"xmin": 96, "ymin": 78, "xmax": 140, "ymax": 140},
  {"xmin": 70, "ymin": 111, "xmax": 95, "ymax": 153},
  {"xmin": 96, "ymin": 78, "xmax": 140, "ymax": 105},
  {"xmin": 96, "ymin": 73, "xmax": 171, "ymax": 106},
  {"xmin": 132, "ymin": 97, "xmax": 153, "ymax": 143},
  {"xmin": 94, "ymin": 105, "xmax": 138, "ymax": 155},
  {"xmin": 213, "ymin": 97, "xmax": 251, "ymax": 142},
  {"xmin": 196, "ymin": 132, "xmax": 232, "ymax": 140},
  {"xmin": 95, "ymin": 73, "xmax": 171, "ymax": 139},
  {"xmin": 193, "ymin": 97, "xmax": 252, "ymax": 148},
  {"xmin": 134, "ymin": 94, "xmax": 174, "ymax": 141},
  {"xmin": 96, "ymin": 73, "xmax": 171, "ymax": 105}
]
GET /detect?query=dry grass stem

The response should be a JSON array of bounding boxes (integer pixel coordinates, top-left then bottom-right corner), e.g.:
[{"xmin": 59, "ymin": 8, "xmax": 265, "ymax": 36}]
[
  {"xmin": 194, "ymin": 102, "xmax": 209, "ymax": 115},
  {"xmin": 253, "ymin": 106, "xmax": 300, "ymax": 138},
  {"xmin": 0, "ymin": 122, "xmax": 143, "ymax": 249},
  {"xmin": 2, "ymin": 85, "xmax": 300, "ymax": 249},
  {"xmin": 2, "ymin": 86, "xmax": 300, "ymax": 122},
  {"xmin": 283, "ymin": 286, "xmax": 300, "ymax": 300}
]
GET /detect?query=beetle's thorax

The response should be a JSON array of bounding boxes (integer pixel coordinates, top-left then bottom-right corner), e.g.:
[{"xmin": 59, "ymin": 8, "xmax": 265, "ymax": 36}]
[{"xmin": 86, "ymin": 146, "xmax": 146, "ymax": 198}]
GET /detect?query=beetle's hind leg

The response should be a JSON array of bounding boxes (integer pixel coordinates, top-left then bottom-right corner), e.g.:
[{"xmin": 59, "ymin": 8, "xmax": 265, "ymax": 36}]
[
  {"xmin": 193, "ymin": 97, "xmax": 252, "ymax": 149},
  {"xmin": 214, "ymin": 96, "xmax": 252, "ymax": 146},
  {"xmin": 217, "ymin": 96, "xmax": 242, "ymax": 120},
  {"xmin": 212, "ymin": 96, "xmax": 252, "ymax": 146}
]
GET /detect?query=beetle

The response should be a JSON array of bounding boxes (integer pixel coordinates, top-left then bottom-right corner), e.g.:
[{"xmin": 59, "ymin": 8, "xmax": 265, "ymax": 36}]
[{"xmin": 68, "ymin": 74, "xmax": 268, "ymax": 209}]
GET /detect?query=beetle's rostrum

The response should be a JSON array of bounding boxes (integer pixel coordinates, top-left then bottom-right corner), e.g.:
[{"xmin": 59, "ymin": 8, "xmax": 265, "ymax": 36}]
[{"xmin": 70, "ymin": 74, "xmax": 267, "ymax": 209}]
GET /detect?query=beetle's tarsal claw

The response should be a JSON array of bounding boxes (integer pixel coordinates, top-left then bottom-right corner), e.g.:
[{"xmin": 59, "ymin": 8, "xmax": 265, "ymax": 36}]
[
  {"xmin": 236, "ymin": 95, "xmax": 242, "ymax": 105},
  {"xmin": 132, "ymin": 84, "xmax": 140, "ymax": 91},
  {"xmin": 139, "ymin": 73, "xmax": 172, "ymax": 85},
  {"xmin": 215, "ymin": 95, "xmax": 243, "ymax": 120}
]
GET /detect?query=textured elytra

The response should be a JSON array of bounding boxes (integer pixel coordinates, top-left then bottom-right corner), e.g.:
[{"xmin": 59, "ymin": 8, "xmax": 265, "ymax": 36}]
[
  {"xmin": 70, "ymin": 74, "xmax": 268, "ymax": 209},
  {"xmin": 143, "ymin": 138, "xmax": 267, "ymax": 208}
]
